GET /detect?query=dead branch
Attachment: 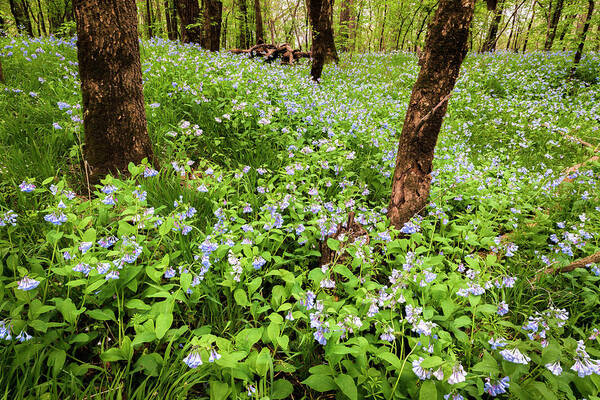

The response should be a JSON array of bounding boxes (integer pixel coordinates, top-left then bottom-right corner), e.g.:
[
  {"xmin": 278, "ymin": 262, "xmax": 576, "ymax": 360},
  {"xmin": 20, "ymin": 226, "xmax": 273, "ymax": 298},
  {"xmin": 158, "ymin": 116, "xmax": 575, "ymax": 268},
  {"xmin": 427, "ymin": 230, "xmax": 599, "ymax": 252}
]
[{"xmin": 543, "ymin": 252, "xmax": 600, "ymax": 275}]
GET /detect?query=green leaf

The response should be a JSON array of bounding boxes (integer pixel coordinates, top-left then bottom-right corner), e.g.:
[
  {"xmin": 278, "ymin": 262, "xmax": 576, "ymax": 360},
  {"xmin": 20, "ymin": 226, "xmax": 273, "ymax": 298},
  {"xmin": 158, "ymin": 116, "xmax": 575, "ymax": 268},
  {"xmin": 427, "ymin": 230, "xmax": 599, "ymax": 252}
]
[
  {"xmin": 453, "ymin": 315, "xmax": 471, "ymax": 329},
  {"xmin": 100, "ymin": 348, "xmax": 126, "ymax": 362},
  {"xmin": 419, "ymin": 380, "xmax": 437, "ymax": 400},
  {"xmin": 82, "ymin": 228, "xmax": 96, "ymax": 243},
  {"xmin": 125, "ymin": 299, "xmax": 151, "ymax": 310},
  {"xmin": 86, "ymin": 309, "xmax": 116, "ymax": 322},
  {"xmin": 234, "ymin": 288, "xmax": 250, "ymax": 306},
  {"xmin": 55, "ymin": 298, "xmax": 85, "ymax": 324},
  {"xmin": 272, "ymin": 379, "xmax": 294, "ymax": 399},
  {"xmin": 85, "ymin": 279, "xmax": 106, "ymax": 293},
  {"xmin": 48, "ymin": 349, "xmax": 66, "ymax": 377},
  {"xmin": 155, "ymin": 313, "xmax": 173, "ymax": 339},
  {"xmin": 209, "ymin": 381, "xmax": 230, "ymax": 400},
  {"xmin": 327, "ymin": 238, "xmax": 340, "ymax": 251},
  {"xmin": 302, "ymin": 374, "xmax": 336, "ymax": 392},
  {"xmin": 29, "ymin": 319, "xmax": 48, "ymax": 333},
  {"xmin": 335, "ymin": 374, "xmax": 357, "ymax": 400},
  {"xmin": 542, "ymin": 340, "xmax": 562, "ymax": 364},
  {"xmin": 255, "ymin": 348, "xmax": 271, "ymax": 377},
  {"xmin": 420, "ymin": 356, "xmax": 444, "ymax": 369},
  {"xmin": 180, "ymin": 273, "xmax": 192, "ymax": 291},
  {"xmin": 377, "ymin": 351, "xmax": 403, "ymax": 370}
]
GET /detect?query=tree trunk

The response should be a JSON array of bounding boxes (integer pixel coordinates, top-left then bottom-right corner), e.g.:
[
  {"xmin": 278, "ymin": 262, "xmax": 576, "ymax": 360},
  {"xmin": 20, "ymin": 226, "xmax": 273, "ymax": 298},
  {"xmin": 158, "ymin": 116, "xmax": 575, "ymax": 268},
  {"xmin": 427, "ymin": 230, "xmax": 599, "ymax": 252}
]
[
  {"xmin": 308, "ymin": 0, "xmax": 338, "ymax": 81},
  {"xmin": 146, "ymin": 0, "xmax": 154, "ymax": 37},
  {"xmin": 379, "ymin": 3, "xmax": 388, "ymax": 51},
  {"xmin": 9, "ymin": 0, "xmax": 34, "ymax": 36},
  {"xmin": 522, "ymin": 0, "xmax": 536, "ymax": 52},
  {"xmin": 239, "ymin": 0, "xmax": 250, "ymax": 48},
  {"xmin": 175, "ymin": 0, "xmax": 203, "ymax": 43},
  {"xmin": 506, "ymin": 7, "xmax": 517, "ymax": 49},
  {"xmin": 36, "ymin": 0, "xmax": 48, "ymax": 36},
  {"xmin": 165, "ymin": 0, "xmax": 178, "ymax": 40},
  {"xmin": 73, "ymin": 0, "xmax": 154, "ymax": 184},
  {"xmin": 413, "ymin": 6, "xmax": 435, "ymax": 52},
  {"xmin": 388, "ymin": 0, "xmax": 475, "ymax": 228},
  {"xmin": 339, "ymin": 0, "xmax": 353, "ymax": 51},
  {"xmin": 570, "ymin": 0, "xmax": 595, "ymax": 78},
  {"xmin": 254, "ymin": 0, "xmax": 264, "ymax": 42},
  {"xmin": 544, "ymin": 0, "xmax": 564, "ymax": 50},
  {"xmin": 482, "ymin": 0, "xmax": 504, "ymax": 52},
  {"xmin": 202, "ymin": 0, "xmax": 222, "ymax": 51}
]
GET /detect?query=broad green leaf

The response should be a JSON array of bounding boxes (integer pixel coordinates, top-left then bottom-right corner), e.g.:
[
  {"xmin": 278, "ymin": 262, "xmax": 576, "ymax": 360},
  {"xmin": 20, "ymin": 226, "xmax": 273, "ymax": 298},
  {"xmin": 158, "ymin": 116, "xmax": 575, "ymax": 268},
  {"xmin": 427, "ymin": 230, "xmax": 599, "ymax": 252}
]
[
  {"xmin": 302, "ymin": 374, "xmax": 336, "ymax": 392},
  {"xmin": 155, "ymin": 313, "xmax": 173, "ymax": 339},
  {"xmin": 419, "ymin": 380, "xmax": 437, "ymax": 400},
  {"xmin": 100, "ymin": 348, "xmax": 126, "ymax": 362},
  {"xmin": 335, "ymin": 374, "xmax": 357, "ymax": 400},
  {"xmin": 209, "ymin": 381, "xmax": 230, "ymax": 400},
  {"xmin": 420, "ymin": 356, "xmax": 444, "ymax": 369},
  {"xmin": 86, "ymin": 309, "xmax": 116, "ymax": 322},
  {"xmin": 271, "ymin": 379, "xmax": 294, "ymax": 399},
  {"xmin": 234, "ymin": 288, "xmax": 250, "ymax": 306}
]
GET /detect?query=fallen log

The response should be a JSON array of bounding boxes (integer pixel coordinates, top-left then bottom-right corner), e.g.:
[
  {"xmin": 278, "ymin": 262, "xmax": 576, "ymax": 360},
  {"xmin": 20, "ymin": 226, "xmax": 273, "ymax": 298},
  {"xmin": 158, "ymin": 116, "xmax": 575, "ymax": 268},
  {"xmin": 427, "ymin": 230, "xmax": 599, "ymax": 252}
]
[
  {"xmin": 543, "ymin": 251, "xmax": 600, "ymax": 275},
  {"xmin": 229, "ymin": 43, "xmax": 311, "ymax": 65}
]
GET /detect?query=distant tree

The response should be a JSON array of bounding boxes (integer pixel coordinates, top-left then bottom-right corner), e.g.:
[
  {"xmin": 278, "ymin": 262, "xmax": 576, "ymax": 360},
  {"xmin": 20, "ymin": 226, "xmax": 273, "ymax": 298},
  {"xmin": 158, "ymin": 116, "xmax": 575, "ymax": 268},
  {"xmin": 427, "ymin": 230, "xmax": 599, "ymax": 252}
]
[
  {"xmin": 73, "ymin": 0, "xmax": 154, "ymax": 184},
  {"xmin": 339, "ymin": 0, "xmax": 354, "ymax": 51},
  {"xmin": 202, "ymin": 0, "xmax": 223, "ymax": 51},
  {"xmin": 164, "ymin": 0, "xmax": 179, "ymax": 40},
  {"xmin": 175, "ymin": 0, "xmax": 203, "ymax": 43},
  {"xmin": 308, "ymin": 0, "xmax": 338, "ymax": 81},
  {"xmin": 238, "ymin": 0, "xmax": 250, "ymax": 48},
  {"xmin": 146, "ymin": 0, "xmax": 154, "ymax": 37},
  {"xmin": 481, "ymin": 0, "xmax": 504, "ymax": 51},
  {"xmin": 254, "ymin": 0, "xmax": 264, "ymax": 43},
  {"xmin": 570, "ymin": 0, "xmax": 595, "ymax": 78},
  {"xmin": 9, "ymin": 0, "xmax": 34, "ymax": 36},
  {"xmin": 388, "ymin": 0, "xmax": 476, "ymax": 228},
  {"xmin": 522, "ymin": 0, "xmax": 537, "ymax": 52},
  {"xmin": 545, "ymin": 0, "xmax": 564, "ymax": 50}
]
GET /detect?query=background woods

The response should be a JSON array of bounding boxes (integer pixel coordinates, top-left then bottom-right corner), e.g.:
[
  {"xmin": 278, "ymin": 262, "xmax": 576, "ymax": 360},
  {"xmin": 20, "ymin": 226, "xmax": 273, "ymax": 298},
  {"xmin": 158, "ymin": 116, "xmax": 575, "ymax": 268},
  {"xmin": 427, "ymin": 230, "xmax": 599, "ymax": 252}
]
[{"xmin": 0, "ymin": 0, "xmax": 598, "ymax": 54}]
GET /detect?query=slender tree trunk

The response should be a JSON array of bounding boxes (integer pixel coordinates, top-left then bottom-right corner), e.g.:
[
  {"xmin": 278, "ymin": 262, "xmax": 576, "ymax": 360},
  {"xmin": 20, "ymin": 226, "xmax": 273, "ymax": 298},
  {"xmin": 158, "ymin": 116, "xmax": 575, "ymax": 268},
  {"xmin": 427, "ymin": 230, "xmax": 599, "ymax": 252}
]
[
  {"xmin": 202, "ymin": 0, "xmax": 222, "ymax": 51},
  {"xmin": 73, "ymin": 0, "xmax": 154, "ymax": 184},
  {"xmin": 388, "ymin": 0, "xmax": 476, "ymax": 228},
  {"xmin": 308, "ymin": 0, "xmax": 338, "ymax": 81},
  {"xmin": 506, "ymin": 8, "xmax": 517, "ymax": 49},
  {"xmin": 239, "ymin": 0, "xmax": 249, "ymax": 48},
  {"xmin": 394, "ymin": 16, "xmax": 407, "ymax": 50},
  {"xmin": 165, "ymin": 0, "xmax": 179, "ymax": 40},
  {"xmin": 482, "ymin": 0, "xmax": 504, "ymax": 51},
  {"xmin": 544, "ymin": 0, "xmax": 564, "ymax": 50},
  {"xmin": 379, "ymin": 3, "xmax": 387, "ymax": 51},
  {"xmin": 222, "ymin": 11, "xmax": 229, "ymax": 47},
  {"xmin": 146, "ymin": 0, "xmax": 154, "ymax": 37},
  {"xmin": 570, "ymin": 0, "xmax": 595, "ymax": 77},
  {"xmin": 339, "ymin": 0, "xmax": 353, "ymax": 51},
  {"xmin": 254, "ymin": 0, "xmax": 265, "ymax": 42},
  {"xmin": 413, "ymin": 6, "xmax": 434, "ymax": 52},
  {"xmin": 36, "ymin": 0, "xmax": 48, "ymax": 36},
  {"xmin": 175, "ymin": 0, "xmax": 203, "ymax": 43},
  {"xmin": 522, "ymin": 0, "xmax": 536, "ymax": 52},
  {"xmin": 400, "ymin": 6, "xmax": 422, "ymax": 50}
]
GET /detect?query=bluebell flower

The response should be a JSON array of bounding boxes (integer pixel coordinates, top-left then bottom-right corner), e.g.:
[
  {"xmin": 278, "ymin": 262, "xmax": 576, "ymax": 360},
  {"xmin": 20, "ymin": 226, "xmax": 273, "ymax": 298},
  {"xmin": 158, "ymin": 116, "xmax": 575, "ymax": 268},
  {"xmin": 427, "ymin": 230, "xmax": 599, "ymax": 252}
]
[
  {"xmin": 143, "ymin": 167, "xmax": 159, "ymax": 178},
  {"xmin": 412, "ymin": 357, "xmax": 432, "ymax": 380},
  {"xmin": 97, "ymin": 262, "xmax": 110, "ymax": 275},
  {"xmin": 500, "ymin": 348, "xmax": 530, "ymax": 364},
  {"xmin": 545, "ymin": 362, "xmax": 562, "ymax": 376},
  {"xmin": 105, "ymin": 270, "xmax": 119, "ymax": 280},
  {"xmin": 0, "ymin": 210, "xmax": 18, "ymax": 227},
  {"xmin": 0, "ymin": 321, "xmax": 11, "ymax": 340},
  {"xmin": 484, "ymin": 377, "xmax": 509, "ymax": 396},
  {"xmin": 448, "ymin": 364, "xmax": 467, "ymax": 384},
  {"xmin": 208, "ymin": 349, "xmax": 221, "ymax": 362},
  {"xmin": 488, "ymin": 337, "xmax": 507, "ymax": 350},
  {"xmin": 16, "ymin": 330, "xmax": 32, "ymax": 342},
  {"xmin": 73, "ymin": 263, "xmax": 91, "ymax": 276},
  {"xmin": 17, "ymin": 276, "xmax": 40, "ymax": 291},
  {"xmin": 497, "ymin": 301, "xmax": 509, "ymax": 316},
  {"xmin": 79, "ymin": 241, "xmax": 93, "ymax": 254},
  {"xmin": 19, "ymin": 181, "xmax": 36, "ymax": 192},
  {"xmin": 252, "ymin": 256, "xmax": 266, "ymax": 270},
  {"xmin": 183, "ymin": 351, "xmax": 203, "ymax": 368}
]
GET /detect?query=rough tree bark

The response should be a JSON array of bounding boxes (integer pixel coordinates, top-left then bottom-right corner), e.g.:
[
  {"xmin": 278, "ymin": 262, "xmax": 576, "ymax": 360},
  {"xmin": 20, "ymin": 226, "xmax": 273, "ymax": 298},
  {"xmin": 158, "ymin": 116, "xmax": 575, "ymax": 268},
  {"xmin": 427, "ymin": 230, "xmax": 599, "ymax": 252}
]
[
  {"xmin": 238, "ymin": 0, "xmax": 250, "ymax": 48},
  {"xmin": 73, "ymin": 0, "xmax": 154, "ymax": 184},
  {"xmin": 175, "ymin": 0, "xmax": 203, "ymax": 43},
  {"xmin": 544, "ymin": 0, "xmax": 564, "ymax": 50},
  {"xmin": 254, "ymin": 0, "xmax": 264, "ymax": 42},
  {"xmin": 308, "ymin": 0, "xmax": 338, "ymax": 81},
  {"xmin": 481, "ymin": 0, "xmax": 504, "ymax": 52},
  {"xmin": 339, "ymin": 0, "xmax": 354, "ymax": 51},
  {"xmin": 202, "ymin": 0, "xmax": 223, "ymax": 51},
  {"xmin": 9, "ymin": 0, "xmax": 34, "ymax": 36},
  {"xmin": 388, "ymin": 0, "xmax": 476, "ymax": 228},
  {"xmin": 165, "ymin": 0, "xmax": 179, "ymax": 40},
  {"xmin": 570, "ymin": 0, "xmax": 595, "ymax": 78}
]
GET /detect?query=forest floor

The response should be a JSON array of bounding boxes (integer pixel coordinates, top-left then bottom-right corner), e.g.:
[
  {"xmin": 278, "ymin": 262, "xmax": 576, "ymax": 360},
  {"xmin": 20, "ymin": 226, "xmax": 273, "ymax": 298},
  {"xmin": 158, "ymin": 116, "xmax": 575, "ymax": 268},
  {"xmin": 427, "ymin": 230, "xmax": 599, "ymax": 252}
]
[{"xmin": 0, "ymin": 37, "xmax": 600, "ymax": 399}]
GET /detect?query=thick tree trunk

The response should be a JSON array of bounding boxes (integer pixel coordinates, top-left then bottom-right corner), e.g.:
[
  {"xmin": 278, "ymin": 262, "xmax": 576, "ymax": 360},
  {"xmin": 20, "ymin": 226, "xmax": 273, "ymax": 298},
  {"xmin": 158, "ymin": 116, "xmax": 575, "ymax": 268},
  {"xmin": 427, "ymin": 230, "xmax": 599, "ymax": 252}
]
[
  {"xmin": 146, "ymin": 0, "xmax": 154, "ymax": 37},
  {"xmin": 522, "ymin": 0, "xmax": 536, "ymax": 52},
  {"xmin": 308, "ymin": 0, "xmax": 338, "ymax": 81},
  {"xmin": 202, "ymin": 0, "xmax": 222, "ymax": 51},
  {"xmin": 388, "ymin": 0, "xmax": 475, "ymax": 228},
  {"xmin": 73, "ymin": 0, "xmax": 154, "ymax": 184},
  {"xmin": 254, "ymin": 0, "xmax": 264, "ymax": 42},
  {"xmin": 570, "ymin": 0, "xmax": 595, "ymax": 78},
  {"xmin": 339, "ymin": 0, "xmax": 353, "ymax": 51},
  {"xmin": 482, "ymin": 0, "xmax": 504, "ymax": 52},
  {"xmin": 9, "ymin": 0, "xmax": 34, "ymax": 36},
  {"xmin": 175, "ymin": 0, "xmax": 203, "ymax": 43},
  {"xmin": 165, "ymin": 0, "xmax": 178, "ymax": 40},
  {"xmin": 544, "ymin": 0, "xmax": 564, "ymax": 50}
]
